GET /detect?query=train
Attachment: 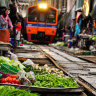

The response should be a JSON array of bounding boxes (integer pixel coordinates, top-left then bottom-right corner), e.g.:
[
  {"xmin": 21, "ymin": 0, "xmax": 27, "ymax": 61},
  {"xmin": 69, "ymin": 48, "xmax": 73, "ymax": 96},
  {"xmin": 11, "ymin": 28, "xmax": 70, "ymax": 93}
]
[{"xmin": 23, "ymin": 3, "xmax": 58, "ymax": 43}]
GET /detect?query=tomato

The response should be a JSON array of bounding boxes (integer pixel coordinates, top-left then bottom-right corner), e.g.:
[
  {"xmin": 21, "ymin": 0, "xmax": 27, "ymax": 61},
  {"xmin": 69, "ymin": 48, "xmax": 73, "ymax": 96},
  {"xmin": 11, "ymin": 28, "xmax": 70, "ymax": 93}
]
[
  {"xmin": 15, "ymin": 80, "xmax": 19, "ymax": 84},
  {"xmin": 8, "ymin": 83, "xmax": 11, "ymax": 84},
  {"xmin": 10, "ymin": 75, "xmax": 17, "ymax": 78},
  {"xmin": 11, "ymin": 82, "xmax": 15, "ymax": 84},
  {"xmin": 5, "ymin": 82, "xmax": 9, "ymax": 84},
  {"xmin": 0, "ymin": 78, "xmax": 6, "ymax": 83},
  {"xmin": 12, "ymin": 78, "xmax": 16, "ymax": 82},
  {"xmin": 14, "ymin": 83, "xmax": 18, "ymax": 85},
  {"xmin": 8, "ymin": 78, "xmax": 12, "ymax": 83},
  {"xmin": 5, "ymin": 77, "xmax": 10, "ymax": 81}
]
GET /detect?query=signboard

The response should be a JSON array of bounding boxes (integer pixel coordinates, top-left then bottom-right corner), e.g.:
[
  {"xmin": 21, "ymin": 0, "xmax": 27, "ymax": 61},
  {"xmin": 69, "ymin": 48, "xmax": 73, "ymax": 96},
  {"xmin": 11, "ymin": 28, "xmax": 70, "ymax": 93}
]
[{"xmin": 82, "ymin": 0, "xmax": 90, "ymax": 17}]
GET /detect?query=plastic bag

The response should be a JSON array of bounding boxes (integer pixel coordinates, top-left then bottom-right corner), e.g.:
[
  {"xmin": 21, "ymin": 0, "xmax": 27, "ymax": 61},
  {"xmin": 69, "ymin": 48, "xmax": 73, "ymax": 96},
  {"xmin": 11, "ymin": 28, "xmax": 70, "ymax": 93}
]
[
  {"xmin": 23, "ymin": 59, "xmax": 35, "ymax": 67},
  {"xmin": 26, "ymin": 71, "xmax": 35, "ymax": 83},
  {"xmin": 8, "ymin": 51, "xmax": 18, "ymax": 61},
  {"xmin": 18, "ymin": 71, "xmax": 31, "ymax": 85},
  {"xmin": 18, "ymin": 71, "xmax": 35, "ymax": 85}
]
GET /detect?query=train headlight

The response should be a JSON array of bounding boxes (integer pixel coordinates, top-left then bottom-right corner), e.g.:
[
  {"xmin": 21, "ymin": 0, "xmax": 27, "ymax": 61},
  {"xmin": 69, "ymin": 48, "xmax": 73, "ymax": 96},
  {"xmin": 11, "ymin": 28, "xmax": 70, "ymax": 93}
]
[{"xmin": 38, "ymin": 3, "xmax": 47, "ymax": 9}]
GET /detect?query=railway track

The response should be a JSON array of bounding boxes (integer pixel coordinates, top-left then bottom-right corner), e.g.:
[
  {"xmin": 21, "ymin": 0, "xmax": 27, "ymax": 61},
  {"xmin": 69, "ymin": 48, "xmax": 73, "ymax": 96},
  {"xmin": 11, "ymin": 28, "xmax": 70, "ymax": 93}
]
[{"xmin": 16, "ymin": 44, "xmax": 96, "ymax": 96}]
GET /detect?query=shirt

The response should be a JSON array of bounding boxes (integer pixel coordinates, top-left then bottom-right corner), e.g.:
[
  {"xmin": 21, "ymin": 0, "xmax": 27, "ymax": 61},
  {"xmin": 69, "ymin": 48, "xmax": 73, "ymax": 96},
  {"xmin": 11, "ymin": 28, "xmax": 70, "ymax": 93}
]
[
  {"xmin": 16, "ymin": 24, "xmax": 22, "ymax": 31},
  {"xmin": 0, "ymin": 15, "xmax": 13, "ymax": 30}
]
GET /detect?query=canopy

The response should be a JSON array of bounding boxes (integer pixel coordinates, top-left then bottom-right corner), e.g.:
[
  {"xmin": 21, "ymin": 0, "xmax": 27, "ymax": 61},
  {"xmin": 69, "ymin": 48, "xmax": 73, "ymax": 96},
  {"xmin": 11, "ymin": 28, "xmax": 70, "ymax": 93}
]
[{"xmin": 0, "ymin": 0, "xmax": 9, "ymax": 9}]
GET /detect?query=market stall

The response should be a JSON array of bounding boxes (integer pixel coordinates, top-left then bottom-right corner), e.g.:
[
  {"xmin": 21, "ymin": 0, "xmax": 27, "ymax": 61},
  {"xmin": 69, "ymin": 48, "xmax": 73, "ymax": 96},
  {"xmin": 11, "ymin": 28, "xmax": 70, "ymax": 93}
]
[
  {"xmin": 0, "ymin": 42, "xmax": 10, "ymax": 56},
  {"xmin": 0, "ymin": 56, "xmax": 83, "ymax": 96}
]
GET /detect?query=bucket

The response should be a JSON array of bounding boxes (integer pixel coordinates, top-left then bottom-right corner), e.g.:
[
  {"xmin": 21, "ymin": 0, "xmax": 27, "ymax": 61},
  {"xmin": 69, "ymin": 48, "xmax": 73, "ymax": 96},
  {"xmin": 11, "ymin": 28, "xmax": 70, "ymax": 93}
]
[{"xmin": 0, "ymin": 29, "xmax": 9, "ymax": 43}]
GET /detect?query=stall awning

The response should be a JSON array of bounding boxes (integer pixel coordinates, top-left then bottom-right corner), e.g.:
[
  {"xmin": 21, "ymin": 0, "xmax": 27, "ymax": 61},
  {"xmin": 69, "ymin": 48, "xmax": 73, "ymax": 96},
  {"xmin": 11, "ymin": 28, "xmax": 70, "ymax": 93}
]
[
  {"xmin": 0, "ymin": 0, "xmax": 9, "ymax": 9},
  {"xmin": 90, "ymin": 0, "xmax": 96, "ymax": 19}
]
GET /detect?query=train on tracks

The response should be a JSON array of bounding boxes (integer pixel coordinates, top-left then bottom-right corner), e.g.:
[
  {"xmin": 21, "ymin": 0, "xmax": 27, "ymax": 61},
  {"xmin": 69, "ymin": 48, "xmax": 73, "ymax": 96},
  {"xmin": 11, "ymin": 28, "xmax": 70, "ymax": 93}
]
[{"xmin": 23, "ymin": 3, "xmax": 58, "ymax": 43}]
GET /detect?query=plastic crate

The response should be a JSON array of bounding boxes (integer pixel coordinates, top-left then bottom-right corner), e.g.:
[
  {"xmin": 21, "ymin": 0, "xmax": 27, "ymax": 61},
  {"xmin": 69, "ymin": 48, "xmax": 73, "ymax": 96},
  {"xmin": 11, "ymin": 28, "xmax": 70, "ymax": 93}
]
[
  {"xmin": 0, "ymin": 63, "xmax": 19, "ymax": 74},
  {"xmin": 0, "ymin": 29, "xmax": 9, "ymax": 43},
  {"xmin": 83, "ymin": 51, "xmax": 91, "ymax": 55}
]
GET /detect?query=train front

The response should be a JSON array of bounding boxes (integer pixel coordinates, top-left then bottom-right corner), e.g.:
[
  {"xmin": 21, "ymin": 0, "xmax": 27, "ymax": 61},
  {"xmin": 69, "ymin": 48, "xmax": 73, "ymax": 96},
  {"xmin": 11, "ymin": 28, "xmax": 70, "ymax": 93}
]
[{"xmin": 26, "ymin": 3, "xmax": 58, "ymax": 43}]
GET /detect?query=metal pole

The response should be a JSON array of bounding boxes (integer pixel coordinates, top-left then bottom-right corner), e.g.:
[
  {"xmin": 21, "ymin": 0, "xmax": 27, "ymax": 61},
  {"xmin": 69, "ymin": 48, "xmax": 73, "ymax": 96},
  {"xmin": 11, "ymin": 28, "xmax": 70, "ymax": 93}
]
[{"xmin": 13, "ymin": 24, "xmax": 17, "ymax": 51}]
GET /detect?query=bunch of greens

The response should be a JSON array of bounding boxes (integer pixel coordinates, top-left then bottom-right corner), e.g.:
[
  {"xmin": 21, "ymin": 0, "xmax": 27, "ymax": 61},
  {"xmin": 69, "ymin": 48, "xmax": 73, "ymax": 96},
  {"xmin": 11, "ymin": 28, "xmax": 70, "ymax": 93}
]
[
  {"xmin": 0, "ymin": 56, "xmax": 25, "ymax": 70},
  {"xmin": 23, "ymin": 64, "xmax": 34, "ymax": 72},
  {"xmin": 23, "ymin": 64, "xmax": 48, "ymax": 75},
  {"xmin": 0, "ymin": 57, "xmax": 10, "ymax": 65},
  {"xmin": 33, "ymin": 73, "xmax": 78, "ymax": 88},
  {"xmin": 24, "ymin": 64, "xmax": 64, "ymax": 76},
  {"xmin": 89, "ymin": 35, "xmax": 96, "ymax": 40},
  {"xmin": 24, "ymin": 65, "xmax": 78, "ymax": 88},
  {"xmin": 0, "ymin": 86, "xmax": 40, "ymax": 96}
]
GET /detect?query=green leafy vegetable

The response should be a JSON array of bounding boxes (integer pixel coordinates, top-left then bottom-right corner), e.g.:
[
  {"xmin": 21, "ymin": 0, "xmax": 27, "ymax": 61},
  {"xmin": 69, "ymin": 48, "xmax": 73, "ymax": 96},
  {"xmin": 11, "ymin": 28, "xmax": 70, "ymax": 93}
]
[
  {"xmin": 33, "ymin": 73, "xmax": 78, "ymax": 88},
  {"xmin": 0, "ymin": 86, "xmax": 40, "ymax": 96},
  {"xmin": 24, "ymin": 64, "xmax": 78, "ymax": 88},
  {"xmin": 89, "ymin": 35, "xmax": 96, "ymax": 40},
  {"xmin": 0, "ymin": 56, "xmax": 25, "ymax": 70}
]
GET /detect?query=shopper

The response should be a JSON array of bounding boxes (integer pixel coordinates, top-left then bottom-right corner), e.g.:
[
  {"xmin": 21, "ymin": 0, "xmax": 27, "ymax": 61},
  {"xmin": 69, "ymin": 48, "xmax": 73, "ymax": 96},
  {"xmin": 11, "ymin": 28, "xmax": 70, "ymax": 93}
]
[
  {"xmin": 16, "ymin": 22, "xmax": 22, "ymax": 46},
  {"xmin": 68, "ymin": 26, "xmax": 72, "ymax": 39},
  {"xmin": 9, "ymin": 0, "xmax": 21, "ymax": 49},
  {"xmin": 18, "ymin": 4, "xmax": 22, "ymax": 13},
  {"xmin": 9, "ymin": 0, "xmax": 20, "ymax": 25},
  {"xmin": 64, "ymin": 26, "xmax": 69, "ymax": 46},
  {"xmin": 61, "ymin": 26, "xmax": 65, "ymax": 41}
]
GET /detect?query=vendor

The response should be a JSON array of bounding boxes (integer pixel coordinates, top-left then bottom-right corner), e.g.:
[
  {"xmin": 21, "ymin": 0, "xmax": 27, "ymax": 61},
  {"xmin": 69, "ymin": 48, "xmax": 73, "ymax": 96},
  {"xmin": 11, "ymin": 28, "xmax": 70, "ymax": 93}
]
[
  {"xmin": 0, "ymin": 7, "xmax": 13, "ymax": 30},
  {"xmin": 0, "ymin": 7, "xmax": 13, "ymax": 56}
]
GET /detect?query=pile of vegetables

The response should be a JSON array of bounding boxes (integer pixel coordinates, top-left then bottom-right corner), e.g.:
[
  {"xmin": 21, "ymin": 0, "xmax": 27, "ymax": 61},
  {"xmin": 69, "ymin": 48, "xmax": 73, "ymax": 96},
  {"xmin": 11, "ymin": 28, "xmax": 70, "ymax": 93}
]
[
  {"xmin": 0, "ymin": 56, "xmax": 78, "ymax": 89},
  {"xmin": 23, "ymin": 40, "xmax": 33, "ymax": 44},
  {"xmin": 24, "ymin": 64, "xmax": 64, "ymax": 77},
  {"xmin": 0, "ymin": 75, "xmax": 20, "ymax": 85},
  {"xmin": 49, "ymin": 42, "xmax": 64, "ymax": 46},
  {"xmin": 34, "ymin": 74, "xmax": 78, "ymax": 88},
  {"xmin": 24, "ymin": 64, "xmax": 78, "ymax": 88},
  {"xmin": 75, "ymin": 50, "xmax": 91, "ymax": 55},
  {"xmin": 0, "ymin": 86, "xmax": 40, "ymax": 96},
  {"xmin": 89, "ymin": 35, "xmax": 96, "ymax": 40},
  {"xmin": 0, "ymin": 56, "xmax": 25, "ymax": 70}
]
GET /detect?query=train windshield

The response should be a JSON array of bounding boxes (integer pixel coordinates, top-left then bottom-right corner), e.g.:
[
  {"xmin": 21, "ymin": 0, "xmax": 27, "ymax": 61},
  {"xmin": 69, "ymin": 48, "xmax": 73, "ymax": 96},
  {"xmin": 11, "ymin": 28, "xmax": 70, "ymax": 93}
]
[
  {"xmin": 46, "ymin": 8, "xmax": 56, "ymax": 23},
  {"xmin": 28, "ymin": 7, "xmax": 56, "ymax": 23},
  {"xmin": 28, "ymin": 7, "xmax": 38, "ymax": 22}
]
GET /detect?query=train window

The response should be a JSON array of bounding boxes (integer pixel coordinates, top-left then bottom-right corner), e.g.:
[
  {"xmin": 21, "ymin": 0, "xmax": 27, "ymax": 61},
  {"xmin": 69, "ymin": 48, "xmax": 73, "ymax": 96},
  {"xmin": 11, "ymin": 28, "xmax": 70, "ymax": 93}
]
[
  {"xmin": 28, "ymin": 7, "xmax": 56, "ymax": 24},
  {"xmin": 39, "ymin": 13, "xmax": 45, "ymax": 22},
  {"xmin": 46, "ymin": 8, "xmax": 56, "ymax": 23},
  {"xmin": 28, "ymin": 7, "xmax": 38, "ymax": 22}
]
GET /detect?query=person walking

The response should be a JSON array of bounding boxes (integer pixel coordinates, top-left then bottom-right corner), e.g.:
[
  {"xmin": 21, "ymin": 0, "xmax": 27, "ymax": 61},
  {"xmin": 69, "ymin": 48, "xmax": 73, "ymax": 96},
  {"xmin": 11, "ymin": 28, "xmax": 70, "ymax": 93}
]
[
  {"xmin": 9, "ymin": 0, "xmax": 20, "ymax": 49},
  {"xmin": 16, "ymin": 22, "xmax": 22, "ymax": 46}
]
